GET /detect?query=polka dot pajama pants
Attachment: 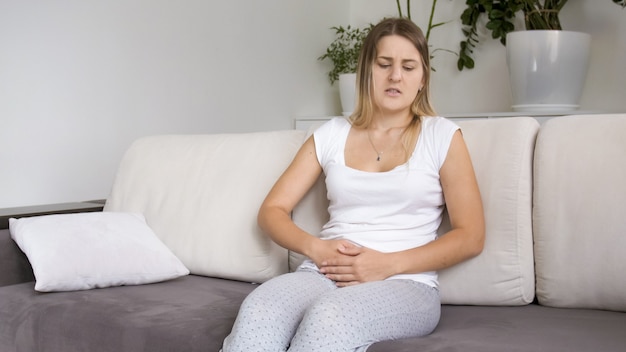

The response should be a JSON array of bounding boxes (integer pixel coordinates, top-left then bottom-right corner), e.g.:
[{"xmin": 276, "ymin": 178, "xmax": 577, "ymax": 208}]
[{"xmin": 221, "ymin": 268, "xmax": 440, "ymax": 352}]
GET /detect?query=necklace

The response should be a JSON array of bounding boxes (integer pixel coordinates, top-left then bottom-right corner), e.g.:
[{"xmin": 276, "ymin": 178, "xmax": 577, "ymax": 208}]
[
  {"xmin": 366, "ymin": 130, "xmax": 384, "ymax": 161},
  {"xmin": 366, "ymin": 128, "xmax": 403, "ymax": 162}
]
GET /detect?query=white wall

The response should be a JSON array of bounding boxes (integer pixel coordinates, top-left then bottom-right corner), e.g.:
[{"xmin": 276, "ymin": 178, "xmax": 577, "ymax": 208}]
[
  {"xmin": 0, "ymin": 0, "xmax": 347, "ymax": 207},
  {"xmin": 1, "ymin": 0, "xmax": 624, "ymax": 208}
]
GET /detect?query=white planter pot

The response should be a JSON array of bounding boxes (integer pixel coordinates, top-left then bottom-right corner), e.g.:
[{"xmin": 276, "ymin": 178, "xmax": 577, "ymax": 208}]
[
  {"xmin": 506, "ymin": 30, "xmax": 591, "ymax": 112},
  {"xmin": 338, "ymin": 73, "xmax": 357, "ymax": 117}
]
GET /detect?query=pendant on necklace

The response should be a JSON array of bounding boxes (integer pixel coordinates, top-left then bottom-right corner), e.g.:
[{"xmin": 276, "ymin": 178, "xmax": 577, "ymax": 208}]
[{"xmin": 376, "ymin": 155, "xmax": 381, "ymax": 161}]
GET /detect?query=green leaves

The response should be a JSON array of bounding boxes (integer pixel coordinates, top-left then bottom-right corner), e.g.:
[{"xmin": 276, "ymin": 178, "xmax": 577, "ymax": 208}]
[
  {"xmin": 521, "ymin": 0, "xmax": 566, "ymax": 30},
  {"xmin": 457, "ymin": 41, "xmax": 475, "ymax": 70},
  {"xmin": 318, "ymin": 25, "xmax": 372, "ymax": 85},
  {"xmin": 457, "ymin": 0, "xmax": 556, "ymax": 71}
]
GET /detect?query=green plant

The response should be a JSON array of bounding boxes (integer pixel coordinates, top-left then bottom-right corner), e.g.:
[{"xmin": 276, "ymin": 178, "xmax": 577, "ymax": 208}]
[
  {"xmin": 318, "ymin": 25, "xmax": 372, "ymax": 85},
  {"xmin": 457, "ymin": 0, "xmax": 625, "ymax": 70}
]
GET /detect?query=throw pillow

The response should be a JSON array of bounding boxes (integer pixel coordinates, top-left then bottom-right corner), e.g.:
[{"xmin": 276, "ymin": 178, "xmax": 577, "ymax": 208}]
[{"xmin": 9, "ymin": 212, "xmax": 189, "ymax": 292}]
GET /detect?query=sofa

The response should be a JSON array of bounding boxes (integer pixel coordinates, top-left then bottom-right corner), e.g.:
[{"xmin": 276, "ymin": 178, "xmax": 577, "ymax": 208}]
[{"xmin": 1, "ymin": 114, "xmax": 625, "ymax": 352}]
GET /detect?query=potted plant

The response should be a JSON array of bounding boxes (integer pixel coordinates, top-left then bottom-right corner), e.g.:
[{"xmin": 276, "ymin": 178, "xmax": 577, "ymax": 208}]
[
  {"xmin": 457, "ymin": 0, "xmax": 625, "ymax": 112},
  {"xmin": 318, "ymin": 25, "xmax": 372, "ymax": 116}
]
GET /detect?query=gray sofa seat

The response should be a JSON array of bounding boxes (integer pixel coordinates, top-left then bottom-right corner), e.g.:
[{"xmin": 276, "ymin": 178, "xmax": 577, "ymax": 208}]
[{"xmin": 370, "ymin": 305, "xmax": 626, "ymax": 352}]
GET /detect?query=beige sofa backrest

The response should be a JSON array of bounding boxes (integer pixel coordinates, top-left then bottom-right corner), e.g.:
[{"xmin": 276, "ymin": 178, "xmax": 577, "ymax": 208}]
[
  {"xmin": 105, "ymin": 130, "xmax": 306, "ymax": 283},
  {"xmin": 293, "ymin": 117, "xmax": 540, "ymax": 306},
  {"xmin": 533, "ymin": 114, "xmax": 626, "ymax": 311}
]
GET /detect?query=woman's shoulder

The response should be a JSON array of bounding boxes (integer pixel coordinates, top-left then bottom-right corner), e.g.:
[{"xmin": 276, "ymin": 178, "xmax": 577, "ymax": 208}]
[
  {"xmin": 418, "ymin": 116, "xmax": 460, "ymax": 166},
  {"xmin": 327, "ymin": 116, "xmax": 351, "ymax": 128},
  {"xmin": 314, "ymin": 116, "xmax": 351, "ymax": 136},
  {"xmin": 313, "ymin": 117, "xmax": 351, "ymax": 166},
  {"xmin": 421, "ymin": 115, "xmax": 456, "ymax": 126},
  {"xmin": 421, "ymin": 116, "xmax": 459, "ymax": 134}
]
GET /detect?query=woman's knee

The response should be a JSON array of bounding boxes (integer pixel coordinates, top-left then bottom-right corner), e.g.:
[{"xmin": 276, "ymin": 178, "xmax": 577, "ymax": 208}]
[{"xmin": 289, "ymin": 291, "xmax": 366, "ymax": 350}]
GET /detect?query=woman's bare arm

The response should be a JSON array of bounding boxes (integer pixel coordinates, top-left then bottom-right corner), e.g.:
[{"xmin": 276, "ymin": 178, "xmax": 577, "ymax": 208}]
[{"xmin": 258, "ymin": 136, "xmax": 356, "ymax": 267}]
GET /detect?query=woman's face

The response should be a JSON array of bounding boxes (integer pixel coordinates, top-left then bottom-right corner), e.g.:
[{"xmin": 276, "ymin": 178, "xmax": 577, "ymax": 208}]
[{"xmin": 371, "ymin": 34, "xmax": 424, "ymax": 116}]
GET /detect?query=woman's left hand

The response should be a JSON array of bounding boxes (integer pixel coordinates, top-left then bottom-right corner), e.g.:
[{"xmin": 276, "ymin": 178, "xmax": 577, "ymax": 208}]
[{"xmin": 319, "ymin": 243, "xmax": 394, "ymax": 287}]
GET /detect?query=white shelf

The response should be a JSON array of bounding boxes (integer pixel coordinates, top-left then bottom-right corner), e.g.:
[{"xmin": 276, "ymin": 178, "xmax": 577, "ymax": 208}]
[
  {"xmin": 441, "ymin": 110, "xmax": 603, "ymax": 118},
  {"xmin": 294, "ymin": 117, "xmax": 341, "ymax": 131},
  {"xmin": 295, "ymin": 111, "xmax": 611, "ymax": 130}
]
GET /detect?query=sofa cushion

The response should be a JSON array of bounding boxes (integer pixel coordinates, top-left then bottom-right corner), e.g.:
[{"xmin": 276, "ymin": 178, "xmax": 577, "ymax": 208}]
[
  {"xmin": 368, "ymin": 304, "xmax": 626, "ymax": 352},
  {"xmin": 533, "ymin": 114, "xmax": 626, "ymax": 311},
  {"xmin": 104, "ymin": 131, "xmax": 307, "ymax": 283},
  {"xmin": 292, "ymin": 117, "xmax": 539, "ymax": 305},
  {"xmin": 437, "ymin": 117, "xmax": 538, "ymax": 305},
  {"xmin": 0, "ymin": 275, "xmax": 255, "ymax": 352},
  {"xmin": 9, "ymin": 212, "xmax": 189, "ymax": 292}
]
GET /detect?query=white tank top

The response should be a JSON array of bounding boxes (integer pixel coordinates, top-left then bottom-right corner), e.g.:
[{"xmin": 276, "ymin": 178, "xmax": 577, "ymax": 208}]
[{"xmin": 298, "ymin": 116, "xmax": 459, "ymax": 288}]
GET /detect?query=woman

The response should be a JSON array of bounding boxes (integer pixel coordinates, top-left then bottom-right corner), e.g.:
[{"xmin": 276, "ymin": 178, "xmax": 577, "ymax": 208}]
[{"xmin": 222, "ymin": 17, "xmax": 484, "ymax": 351}]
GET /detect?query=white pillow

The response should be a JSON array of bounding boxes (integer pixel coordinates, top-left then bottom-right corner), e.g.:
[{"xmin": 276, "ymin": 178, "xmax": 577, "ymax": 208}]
[{"xmin": 9, "ymin": 212, "xmax": 189, "ymax": 292}]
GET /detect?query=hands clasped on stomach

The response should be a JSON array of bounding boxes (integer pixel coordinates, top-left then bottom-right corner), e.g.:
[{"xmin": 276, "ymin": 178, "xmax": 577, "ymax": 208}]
[{"xmin": 311, "ymin": 239, "xmax": 394, "ymax": 287}]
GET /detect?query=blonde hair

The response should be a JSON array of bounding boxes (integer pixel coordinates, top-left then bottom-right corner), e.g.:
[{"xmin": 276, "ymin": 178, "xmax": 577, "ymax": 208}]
[{"xmin": 349, "ymin": 18, "xmax": 436, "ymax": 162}]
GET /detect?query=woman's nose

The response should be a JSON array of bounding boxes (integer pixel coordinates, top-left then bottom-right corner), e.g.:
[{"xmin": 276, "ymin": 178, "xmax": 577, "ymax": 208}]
[{"xmin": 389, "ymin": 66, "xmax": 402, "ymax": 82}]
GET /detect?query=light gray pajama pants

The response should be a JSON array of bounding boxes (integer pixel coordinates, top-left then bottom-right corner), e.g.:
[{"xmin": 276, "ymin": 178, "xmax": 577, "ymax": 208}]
[{"xmin": 221, "ymin": 268, "xmax": 440, "ymax": 352}]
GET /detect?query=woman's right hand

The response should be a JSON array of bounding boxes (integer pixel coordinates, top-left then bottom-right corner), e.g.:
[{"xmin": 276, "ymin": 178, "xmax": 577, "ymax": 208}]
[{"xmin": 308, "ymin": 238, "xmax": 358, "ymax": 269}]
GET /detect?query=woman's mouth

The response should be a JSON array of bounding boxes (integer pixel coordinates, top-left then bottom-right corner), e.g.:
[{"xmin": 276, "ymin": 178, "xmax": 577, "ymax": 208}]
[{"xmin": 385, "ymin": 88, "xmax": 402, "ymax": 96}]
